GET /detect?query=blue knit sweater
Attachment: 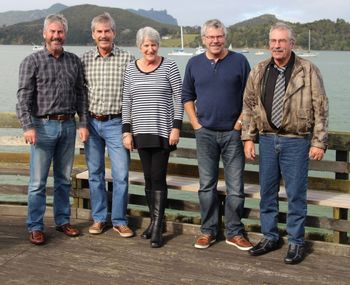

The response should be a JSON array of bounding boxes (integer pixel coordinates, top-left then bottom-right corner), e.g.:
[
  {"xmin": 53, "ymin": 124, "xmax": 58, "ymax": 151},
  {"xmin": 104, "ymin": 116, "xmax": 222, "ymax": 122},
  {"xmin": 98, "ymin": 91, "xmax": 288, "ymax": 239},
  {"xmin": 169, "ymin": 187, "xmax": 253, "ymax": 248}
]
[{"xmin": 182, "ymin": 51, "xmax": 250, "ymax": 131}]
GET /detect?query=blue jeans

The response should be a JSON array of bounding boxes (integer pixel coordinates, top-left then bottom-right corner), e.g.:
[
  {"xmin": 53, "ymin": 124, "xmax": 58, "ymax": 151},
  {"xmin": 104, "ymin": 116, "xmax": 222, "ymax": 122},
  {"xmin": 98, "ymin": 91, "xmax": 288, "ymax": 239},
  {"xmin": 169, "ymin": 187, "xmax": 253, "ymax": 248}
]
[
  {"xmin": 85, "ymin": 117, "xmax": 130, "ymax": 226},
  {"xmin": 195, "ymin": 127, "xmax": 245, "ymax": 238},
  {"xmin": 259, "ymin": 134, "xmax": 309, "ymax": 245},
  {"xmin": 27, "ymin": 117, "xmax": 76, "ymax": 232}
]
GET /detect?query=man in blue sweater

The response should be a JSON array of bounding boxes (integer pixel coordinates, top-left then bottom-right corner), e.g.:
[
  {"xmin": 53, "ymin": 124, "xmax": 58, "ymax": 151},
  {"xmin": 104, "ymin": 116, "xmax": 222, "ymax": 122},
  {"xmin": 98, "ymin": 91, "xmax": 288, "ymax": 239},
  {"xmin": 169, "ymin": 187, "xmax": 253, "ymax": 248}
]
[{"xmin": 182, "ymin": 19, "xmax": 252, "ymax": 250}]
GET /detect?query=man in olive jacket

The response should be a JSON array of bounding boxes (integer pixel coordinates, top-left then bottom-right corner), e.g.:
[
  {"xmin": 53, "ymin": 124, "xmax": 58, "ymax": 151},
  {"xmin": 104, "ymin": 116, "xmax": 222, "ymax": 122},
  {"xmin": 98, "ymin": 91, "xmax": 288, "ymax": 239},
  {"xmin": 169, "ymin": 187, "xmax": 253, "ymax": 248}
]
[{"xmin": 241, "ymin": 22, "xmax": 328, "ymax": 264}]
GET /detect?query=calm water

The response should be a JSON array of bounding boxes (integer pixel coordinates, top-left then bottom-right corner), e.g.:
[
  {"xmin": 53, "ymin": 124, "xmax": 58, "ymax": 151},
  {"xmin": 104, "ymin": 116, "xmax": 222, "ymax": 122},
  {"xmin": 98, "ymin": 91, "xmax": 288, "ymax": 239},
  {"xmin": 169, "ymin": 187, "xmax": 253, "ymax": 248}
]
[{"xmin": 1, "ymin": 45, "xmax": 349, "ymax": 132}]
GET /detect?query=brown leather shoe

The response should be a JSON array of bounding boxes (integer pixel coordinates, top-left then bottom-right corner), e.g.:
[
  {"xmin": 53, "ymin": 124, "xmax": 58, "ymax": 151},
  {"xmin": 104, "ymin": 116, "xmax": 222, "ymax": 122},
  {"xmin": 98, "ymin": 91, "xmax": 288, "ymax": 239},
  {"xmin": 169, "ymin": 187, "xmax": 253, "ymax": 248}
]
[
  {"xmin": 29, "ymin": 230, "xmax": 45, "ymax": 245},
  {"xmin": 89, "ymin": 222, "xmax": 106, "ymax": 234},
  {"xmin": 194, "ymin": 234, "xmax": 216, "ymax": 249},
  {"xmin": 226, "ymin": 235, "xmax": 253, "ymax": 251},
  {"xmin": 56, "ymin": 223, "xmax": 80, "ymax": 237}
]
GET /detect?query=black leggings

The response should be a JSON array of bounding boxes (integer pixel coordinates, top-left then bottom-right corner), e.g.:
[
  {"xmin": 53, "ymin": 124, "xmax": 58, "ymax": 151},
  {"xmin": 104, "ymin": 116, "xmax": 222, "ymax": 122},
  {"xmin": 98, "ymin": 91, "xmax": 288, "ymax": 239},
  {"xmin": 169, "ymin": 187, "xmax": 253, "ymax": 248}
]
[{"xmin": 138, "ymin": 148, "xmax": 170, "ymax": 192}]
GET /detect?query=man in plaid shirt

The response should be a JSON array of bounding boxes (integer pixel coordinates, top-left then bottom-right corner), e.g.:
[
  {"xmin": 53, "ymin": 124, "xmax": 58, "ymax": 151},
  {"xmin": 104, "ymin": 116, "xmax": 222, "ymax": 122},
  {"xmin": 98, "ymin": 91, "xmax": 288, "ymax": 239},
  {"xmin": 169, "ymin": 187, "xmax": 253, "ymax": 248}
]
[
  {"xmin": 16, "ymin": 14, "xmax": 89, "ymax": 245},
  {"xmin": 81, "ymin": 12, "xmax": 135, "ymax": 237}
]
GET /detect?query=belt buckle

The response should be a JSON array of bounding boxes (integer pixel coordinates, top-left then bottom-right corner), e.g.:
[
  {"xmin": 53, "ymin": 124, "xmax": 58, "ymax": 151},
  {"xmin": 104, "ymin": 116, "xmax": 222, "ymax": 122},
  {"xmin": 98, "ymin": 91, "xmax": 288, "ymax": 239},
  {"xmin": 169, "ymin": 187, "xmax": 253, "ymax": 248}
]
[{"xmin": 57, "ymin": 114, "xmax": 65, "ymax": 121}]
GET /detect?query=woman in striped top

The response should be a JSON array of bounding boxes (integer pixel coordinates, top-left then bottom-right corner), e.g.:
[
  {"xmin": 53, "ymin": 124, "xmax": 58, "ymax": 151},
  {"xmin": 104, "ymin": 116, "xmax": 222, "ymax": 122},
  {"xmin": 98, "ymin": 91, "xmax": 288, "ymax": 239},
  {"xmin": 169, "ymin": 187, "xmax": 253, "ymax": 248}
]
[{"xmin": 122, "ymin": 27, "xmax": 183, "ymax": 248}]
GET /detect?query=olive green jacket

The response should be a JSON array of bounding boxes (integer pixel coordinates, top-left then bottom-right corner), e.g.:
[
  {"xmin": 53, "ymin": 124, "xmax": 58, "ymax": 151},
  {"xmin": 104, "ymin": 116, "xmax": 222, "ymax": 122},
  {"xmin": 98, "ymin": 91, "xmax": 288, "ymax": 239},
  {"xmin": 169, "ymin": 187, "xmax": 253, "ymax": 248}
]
[{"xmin": 241, "ymin": 55, "xmax": 328, "ymax": 149}]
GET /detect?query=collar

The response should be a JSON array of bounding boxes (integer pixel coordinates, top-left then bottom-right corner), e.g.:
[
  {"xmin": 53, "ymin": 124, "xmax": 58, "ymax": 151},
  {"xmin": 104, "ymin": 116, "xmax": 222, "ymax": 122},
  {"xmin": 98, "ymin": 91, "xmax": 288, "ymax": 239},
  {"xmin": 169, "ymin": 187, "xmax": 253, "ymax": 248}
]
[
  {"xmin": 269, "ymin": 51, "xmax": 295, "ymax": 69},
  {"xmin": 93, "ymin": 44, "xmax": 117, "ymax": 59},
  {"xmin": 45, "ymin": 47, "xmax": 65, "ymax": 59}
]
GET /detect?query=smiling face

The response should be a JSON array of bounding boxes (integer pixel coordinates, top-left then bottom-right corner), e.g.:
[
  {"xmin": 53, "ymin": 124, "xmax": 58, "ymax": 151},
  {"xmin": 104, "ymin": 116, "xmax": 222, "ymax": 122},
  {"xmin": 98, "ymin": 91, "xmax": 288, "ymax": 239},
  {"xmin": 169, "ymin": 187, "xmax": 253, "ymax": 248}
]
[
  {"xmin": 269, "ymin": 28, "xmax": 295, "ymax": 67},
  {"xmin": 202, "ymin": 27, "xmax": 226, "ymax": 58},
  {"xmin": 140, "ymin": 38, "xmax": 159, "ymax": 63},
  {"xmin": 43, "ymin": 21, "xmax": 66, "ymax": 56},
  {"xmin": 92, "ymin": 21, "xmax": 116, "ymax": 56}
]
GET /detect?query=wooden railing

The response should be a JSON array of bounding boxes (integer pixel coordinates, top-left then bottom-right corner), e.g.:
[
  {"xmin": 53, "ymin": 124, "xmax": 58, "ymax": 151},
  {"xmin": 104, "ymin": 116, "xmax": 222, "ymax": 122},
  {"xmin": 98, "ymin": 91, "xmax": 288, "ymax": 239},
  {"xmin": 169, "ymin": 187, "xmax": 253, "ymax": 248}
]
[{"xmin": 1, "ymin": 112, "xmax": 350, "ymax": 243}]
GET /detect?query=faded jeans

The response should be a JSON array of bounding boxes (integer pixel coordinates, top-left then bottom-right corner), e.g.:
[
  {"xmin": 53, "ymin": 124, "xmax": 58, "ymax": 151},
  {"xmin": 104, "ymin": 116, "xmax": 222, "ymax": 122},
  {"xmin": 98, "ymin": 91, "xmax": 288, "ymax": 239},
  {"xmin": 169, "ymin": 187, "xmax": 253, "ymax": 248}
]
[
  {"xmin": 85, "ymin": 117, "xmax": 130, "ymax": 226},
  {"xmin": 27, "ymin": 117, "xmax": 76, "ymax": 232},
  {"xmin": 259, "ymin": 134, "xmax": 309, "ymax": 245}
]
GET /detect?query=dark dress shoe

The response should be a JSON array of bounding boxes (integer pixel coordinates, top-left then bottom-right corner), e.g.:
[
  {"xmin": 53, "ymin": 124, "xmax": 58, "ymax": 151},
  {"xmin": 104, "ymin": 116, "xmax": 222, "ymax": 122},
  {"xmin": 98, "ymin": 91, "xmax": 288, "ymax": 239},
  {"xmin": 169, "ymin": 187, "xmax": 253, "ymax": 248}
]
[
  {"xmin": 249, "ymin": 238, "xmax": 279, "ymax": 256},
  {"xmin": 56, "ymin": 223, "xmax": 80, "ymax": 237},
  {"xmin": 284, "ymin": 244, "xmax": 305, "ymax": 264},
  {"xmin": 29, "ymin": 230, "xmax": 45, "ymax": 245}
]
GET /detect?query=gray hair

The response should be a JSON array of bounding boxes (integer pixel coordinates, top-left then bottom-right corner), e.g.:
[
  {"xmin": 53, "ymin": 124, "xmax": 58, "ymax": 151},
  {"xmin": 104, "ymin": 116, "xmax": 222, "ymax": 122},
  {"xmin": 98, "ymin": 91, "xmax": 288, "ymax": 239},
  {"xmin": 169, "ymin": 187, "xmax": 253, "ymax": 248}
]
[
  {"xmin": 44, "ymin": 14, "xmax": 68, "ymax": 33},
  {"xmin": 136, "ymin": 27, "xmax": 160, "ymax": 48},
  {"xmin": 201, "ymin": 19, "xmax": 227, "ymax": 37},
  {"xmin": 269, "ymin": 22, "xmax": 296, "ymax": 43},
  {"xmin": 91, "ymin": 12, "xmax": 116, "ymax": 32}
]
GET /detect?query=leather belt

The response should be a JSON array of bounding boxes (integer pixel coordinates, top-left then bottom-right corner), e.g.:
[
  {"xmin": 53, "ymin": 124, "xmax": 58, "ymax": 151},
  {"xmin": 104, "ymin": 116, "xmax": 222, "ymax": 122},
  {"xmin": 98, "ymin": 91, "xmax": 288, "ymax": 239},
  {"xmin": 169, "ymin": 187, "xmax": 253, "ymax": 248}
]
[
  {"xmin": 36, "ymin": 114, "xmax": 74, "ymax": 121},
  {"xmin": 90, "ymin": 113, "xmax": 121, "ymax": 121}
]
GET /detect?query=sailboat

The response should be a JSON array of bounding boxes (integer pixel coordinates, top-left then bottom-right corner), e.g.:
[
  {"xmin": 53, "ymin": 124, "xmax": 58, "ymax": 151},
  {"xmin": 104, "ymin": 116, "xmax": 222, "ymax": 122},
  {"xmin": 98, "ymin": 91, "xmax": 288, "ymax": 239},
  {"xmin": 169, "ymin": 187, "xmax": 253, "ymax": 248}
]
[
  {"xmin": 168, "ymin": 26, "xmax": 193, "ymax": 56},
  {"xmin": 32, "ymin": 43, "xmax": 44, "ymax": 52},
  {"xmin": 298, "ymin": 30, "xmax": 317, "ymax": 57},
  {"xmin": 194, "ymin": 45, "xmax": 206, "ymax": 55}
]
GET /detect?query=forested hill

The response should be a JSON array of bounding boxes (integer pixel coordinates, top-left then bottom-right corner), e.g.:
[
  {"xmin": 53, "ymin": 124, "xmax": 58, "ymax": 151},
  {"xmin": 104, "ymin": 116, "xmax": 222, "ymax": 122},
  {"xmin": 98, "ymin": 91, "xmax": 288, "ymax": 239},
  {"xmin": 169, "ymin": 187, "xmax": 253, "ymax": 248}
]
[
  {"xmin": 0, "ymin": 7, "xmax": 349, "ymax": 50},
  {"xmin": 127, "ymin": 8, "xmax": 178, "ymax": 25},
  {"xmin": 0, "ymin": 5, "xmax": 178, "ymax": 46},
  {"xmin": 227, "ymin": 14, "xmax": 350, "ymax": 51},
  {"xmin": 0, "ymin": 4, "xmax": 67, "ymax": 26}
]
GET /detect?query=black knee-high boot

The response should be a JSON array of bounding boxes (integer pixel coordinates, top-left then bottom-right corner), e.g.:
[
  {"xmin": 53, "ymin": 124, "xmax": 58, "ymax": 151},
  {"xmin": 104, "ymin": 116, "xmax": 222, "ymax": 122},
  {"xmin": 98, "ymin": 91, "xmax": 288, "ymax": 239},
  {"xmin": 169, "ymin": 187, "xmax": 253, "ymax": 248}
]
[
  {"xmin": 141, "ymin": 189, "xmax": 154, "ymax": 239},
  {"xmin": 150, "ymin": 190, "xmax": 167, "ymax": 248}
]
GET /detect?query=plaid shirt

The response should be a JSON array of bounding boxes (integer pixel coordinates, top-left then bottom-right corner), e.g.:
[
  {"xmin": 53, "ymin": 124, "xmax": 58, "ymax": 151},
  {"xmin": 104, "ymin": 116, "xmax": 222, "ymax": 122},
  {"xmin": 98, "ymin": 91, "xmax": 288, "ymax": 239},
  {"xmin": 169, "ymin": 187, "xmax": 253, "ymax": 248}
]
[
  {"xmin": 81, "ymin": 46, "xmax": 135, "ymax": 115},
  {"xmin": 16, "ymin": 48, "xmax": 88, "ymax": 131}
]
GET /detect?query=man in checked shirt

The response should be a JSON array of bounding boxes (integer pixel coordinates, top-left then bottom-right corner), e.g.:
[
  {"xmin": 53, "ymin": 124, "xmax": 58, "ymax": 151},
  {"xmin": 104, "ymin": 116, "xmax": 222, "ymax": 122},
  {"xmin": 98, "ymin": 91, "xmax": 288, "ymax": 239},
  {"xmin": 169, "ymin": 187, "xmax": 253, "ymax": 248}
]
[
  {"xmin": 81, "ymin": 12, "xmax": 135, "ymax": 237},
  {"xmin": 16, "ymin": 14, "xmax": 89, "ymax": 245}
]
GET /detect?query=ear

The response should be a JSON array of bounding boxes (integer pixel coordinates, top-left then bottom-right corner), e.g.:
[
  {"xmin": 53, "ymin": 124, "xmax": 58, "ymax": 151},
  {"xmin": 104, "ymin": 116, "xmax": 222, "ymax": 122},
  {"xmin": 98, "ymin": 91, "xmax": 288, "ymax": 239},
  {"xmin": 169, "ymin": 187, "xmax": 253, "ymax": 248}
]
[{"xmin": 290, "ymin": 41, "xmax": 295, "ymax": 49}]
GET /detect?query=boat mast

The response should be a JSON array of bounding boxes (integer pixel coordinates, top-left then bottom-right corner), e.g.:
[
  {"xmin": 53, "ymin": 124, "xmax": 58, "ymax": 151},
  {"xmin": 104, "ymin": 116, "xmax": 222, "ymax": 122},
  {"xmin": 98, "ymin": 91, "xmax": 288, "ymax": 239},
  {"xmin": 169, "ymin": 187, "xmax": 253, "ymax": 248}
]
[{"xmin": 180, "ymin": 26, "xmax": 184, "ymax": 50}]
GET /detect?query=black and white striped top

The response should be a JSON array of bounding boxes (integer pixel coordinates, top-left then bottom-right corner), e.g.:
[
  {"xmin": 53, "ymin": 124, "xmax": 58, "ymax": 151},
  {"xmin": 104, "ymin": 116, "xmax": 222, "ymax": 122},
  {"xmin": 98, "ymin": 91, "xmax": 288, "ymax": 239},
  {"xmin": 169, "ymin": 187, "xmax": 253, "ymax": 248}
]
[{"xmin": 122, "ymin": 57, "xmax": 183, "ymax": 149}]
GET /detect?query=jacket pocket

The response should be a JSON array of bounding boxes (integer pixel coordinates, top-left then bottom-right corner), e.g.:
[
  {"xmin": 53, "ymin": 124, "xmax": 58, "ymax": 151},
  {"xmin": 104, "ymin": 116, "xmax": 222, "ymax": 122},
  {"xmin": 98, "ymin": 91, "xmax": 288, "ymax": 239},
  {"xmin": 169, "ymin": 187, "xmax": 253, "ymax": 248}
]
[{"xmin": 296, "ymin": 108, "xmax": 313, "ymax": 134}]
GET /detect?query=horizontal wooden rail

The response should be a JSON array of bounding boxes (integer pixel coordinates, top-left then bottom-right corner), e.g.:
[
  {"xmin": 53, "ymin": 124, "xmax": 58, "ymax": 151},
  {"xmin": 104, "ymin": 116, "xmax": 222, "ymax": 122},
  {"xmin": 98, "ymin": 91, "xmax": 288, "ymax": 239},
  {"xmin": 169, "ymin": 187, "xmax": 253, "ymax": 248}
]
[{"xmin": 1, "ymin": 112, "xmax": 350, "ymax": 243}]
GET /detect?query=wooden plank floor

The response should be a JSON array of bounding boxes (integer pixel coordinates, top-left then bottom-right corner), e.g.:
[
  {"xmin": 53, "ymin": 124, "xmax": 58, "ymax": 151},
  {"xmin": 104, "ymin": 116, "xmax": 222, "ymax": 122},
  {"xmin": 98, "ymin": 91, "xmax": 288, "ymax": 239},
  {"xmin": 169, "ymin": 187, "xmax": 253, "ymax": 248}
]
[{"xmin": 1, "ymin": 215, "xmax": 350, "ymax": 285}]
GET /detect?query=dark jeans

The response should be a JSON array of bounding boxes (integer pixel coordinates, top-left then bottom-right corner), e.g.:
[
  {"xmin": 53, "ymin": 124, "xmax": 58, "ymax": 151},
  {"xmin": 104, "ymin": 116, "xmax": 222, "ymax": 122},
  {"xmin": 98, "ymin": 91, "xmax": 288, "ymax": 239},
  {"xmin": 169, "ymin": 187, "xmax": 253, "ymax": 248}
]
[{"xmin": 195, "ymin": 127, "xmax": 245, "ymax": 239}]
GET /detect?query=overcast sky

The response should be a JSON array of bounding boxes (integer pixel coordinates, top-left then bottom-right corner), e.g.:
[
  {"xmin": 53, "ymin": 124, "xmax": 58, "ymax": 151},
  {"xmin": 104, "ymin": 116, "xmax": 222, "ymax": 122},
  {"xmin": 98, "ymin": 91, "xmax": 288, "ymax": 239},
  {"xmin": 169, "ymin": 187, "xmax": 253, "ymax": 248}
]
[{"xmin": 1, "ymin": 0, "xmax": 349, "ymax": 26}]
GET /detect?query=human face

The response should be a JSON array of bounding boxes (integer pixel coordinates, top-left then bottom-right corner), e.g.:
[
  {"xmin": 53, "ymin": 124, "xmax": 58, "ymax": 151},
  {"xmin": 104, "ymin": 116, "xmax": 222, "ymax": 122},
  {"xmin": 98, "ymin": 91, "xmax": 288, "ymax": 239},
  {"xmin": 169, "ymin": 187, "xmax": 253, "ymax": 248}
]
[
  {"xmin": 202, "ymin": 27, "xmax": 226, "ymax": 57},
  {"xmin": 140, "ymin": 38, "xmax": 159, "ymax": 63},
  {"xmin": 92, "ymin": 22, "xmax": 116, "ymax": 56},
  {"xmin": 43, "ymin": 21, "xmax": 66, "ymax": 56},
  {"xmin": 269, "ymin": 28, "xmax": 294, "ymax": 67}
]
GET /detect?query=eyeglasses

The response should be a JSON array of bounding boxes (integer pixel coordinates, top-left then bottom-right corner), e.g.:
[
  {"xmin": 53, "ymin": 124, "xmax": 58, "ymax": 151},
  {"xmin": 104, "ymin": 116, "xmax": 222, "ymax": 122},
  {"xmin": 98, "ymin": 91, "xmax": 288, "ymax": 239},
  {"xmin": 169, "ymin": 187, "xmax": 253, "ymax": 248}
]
[
  {"xmin": 204, "ymin": 35, "xmax": 225, "ymax": 41},
  {"xmin": 269, "ymin": 39, "xmax": 290, "ymax": 45}
]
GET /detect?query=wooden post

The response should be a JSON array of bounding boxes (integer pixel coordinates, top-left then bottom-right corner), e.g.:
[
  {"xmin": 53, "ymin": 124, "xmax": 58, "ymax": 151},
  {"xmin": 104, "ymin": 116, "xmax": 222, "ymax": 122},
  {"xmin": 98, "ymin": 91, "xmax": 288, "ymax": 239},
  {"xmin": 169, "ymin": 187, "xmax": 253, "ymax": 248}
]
[{"xmin": 333, "ymin": 150, "xmax": 349, "ymax": 243}]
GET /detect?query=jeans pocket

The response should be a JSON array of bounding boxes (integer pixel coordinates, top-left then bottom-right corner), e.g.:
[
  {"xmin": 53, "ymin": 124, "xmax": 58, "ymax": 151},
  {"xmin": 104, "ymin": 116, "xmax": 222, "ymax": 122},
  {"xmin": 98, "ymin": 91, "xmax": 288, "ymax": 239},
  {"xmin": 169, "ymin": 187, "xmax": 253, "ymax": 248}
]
[{"xmin": 194, "ymin": 126, "xmax": 204, "ymax": 133}]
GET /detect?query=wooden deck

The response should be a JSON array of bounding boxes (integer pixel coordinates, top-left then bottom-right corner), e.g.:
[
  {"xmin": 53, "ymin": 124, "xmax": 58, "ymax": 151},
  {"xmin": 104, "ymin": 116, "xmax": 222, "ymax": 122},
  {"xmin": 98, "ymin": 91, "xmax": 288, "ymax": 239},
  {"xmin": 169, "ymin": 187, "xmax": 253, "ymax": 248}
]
[{"xmin": 1, "ymin": 207, "xmax": 350, "ymax": 285}]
